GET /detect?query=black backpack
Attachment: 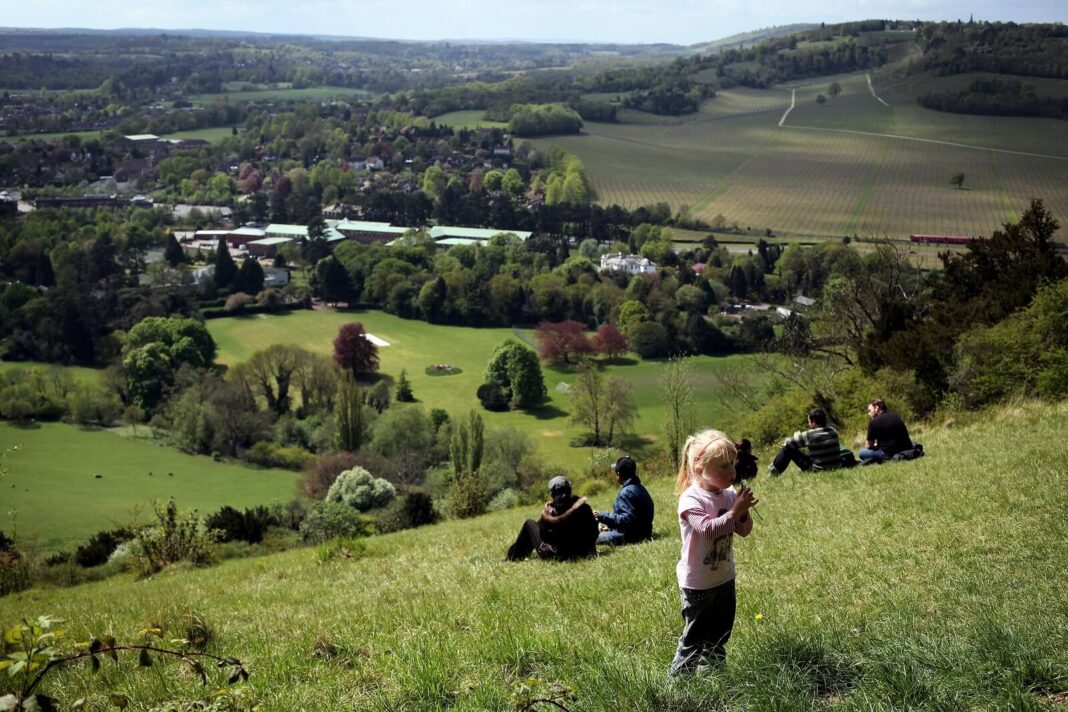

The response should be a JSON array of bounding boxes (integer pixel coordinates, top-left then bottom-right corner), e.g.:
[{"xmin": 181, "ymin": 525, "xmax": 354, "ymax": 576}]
[{"xmin": 891, "ymin": 443, "xmax": 925, "ymax": 462}]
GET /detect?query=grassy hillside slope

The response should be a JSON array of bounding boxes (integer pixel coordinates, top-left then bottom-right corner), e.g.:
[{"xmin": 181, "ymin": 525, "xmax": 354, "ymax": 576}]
[
  {"xmin": 2, "ymin": 401, "xmax": 1065, "ymax": 709},
  {"xmin": 0, "ymin": 423, "xmax": 299, "ymax": 550}
]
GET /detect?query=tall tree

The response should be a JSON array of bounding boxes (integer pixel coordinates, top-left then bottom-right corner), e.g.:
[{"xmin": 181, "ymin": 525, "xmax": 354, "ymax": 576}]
[
  {"xmin": 164, "ymin": 233, "xmax": 186, "ymax": 267},
  {"xmin": 660, "ymin": 357, "xmax": 696, "ymax": 473},
  {"xmin": 233, "ymin": 258, "xmax": 265, "ymax": 296},
  {"xmin": 570, "ymin": 361, "xmax": 605, "ymax": 446},
  {"xmin": 332, "ymin": 322, "xmax": 380, "ymax": 377},
  {"xmin": 214, "ymin": 238, "xmax": 237, "ymax": 289},
  {"xmin": 449, "ymin": 410, "xmax": 486, "ymax": 519},
  {"xmin": 334, "ymin": 373, "xmax": 365, "ymax": 451}
]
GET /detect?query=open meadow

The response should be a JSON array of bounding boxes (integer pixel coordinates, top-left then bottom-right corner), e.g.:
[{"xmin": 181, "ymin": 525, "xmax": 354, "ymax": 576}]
[
  {"xmin": 188, "ymin": 86, "xmax": 374, "ymax": 104},
  {"xmin": 208, "ymin": 309, "xmax": 768, "ymax": 469},
  {"xmin": 434, "ymin": 110, "xmax": 509, "ymax": 130},
  {"xmin": 532, "ymin": 70, "xmax": 1068, "ymax": 241},
  {"xmin": 1, "ymin": 400, "xmax": 1064, "ymax": 709},
  {"xmin": 0, "ymin": 423, "xmax": 299, "ymax": 551}
]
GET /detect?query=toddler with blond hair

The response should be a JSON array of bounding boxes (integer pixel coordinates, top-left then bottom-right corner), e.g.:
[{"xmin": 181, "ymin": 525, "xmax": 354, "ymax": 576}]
[{"xmin": 669, "ymin": 429, "xmax": 758, "ymax": 676}]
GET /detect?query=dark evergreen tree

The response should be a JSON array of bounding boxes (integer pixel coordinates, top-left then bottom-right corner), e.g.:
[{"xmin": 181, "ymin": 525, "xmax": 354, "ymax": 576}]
[
  {"xmin": 164, "ymin": 233, "xmax": 186, "ymax": 267},
  {"xmin": 214, "ymin": 238, "xmax": 237, "ymax": 289},
  {"xmin": 35, "ymin": 252, "xmax": 55, "ymax": 287},
  {"xmin": 234, "ymin": 258, "xmax": 264, "ymax": 295}
]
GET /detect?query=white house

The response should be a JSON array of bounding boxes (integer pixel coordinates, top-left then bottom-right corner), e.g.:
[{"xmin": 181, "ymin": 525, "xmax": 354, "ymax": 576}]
[{"xmin": 599, "ymin": 253, "xmax": 657, "ymax": 275}]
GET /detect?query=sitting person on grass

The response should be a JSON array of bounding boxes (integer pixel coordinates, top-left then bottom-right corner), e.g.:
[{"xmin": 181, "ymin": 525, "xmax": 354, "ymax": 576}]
[
  {"xmin": 734, "ymin": 439, "xmax": 758, "ymax": 484},
  {"xmin": 768, "ymin": 408, "xmax": 851, "ymax": 476},
  {"xmin": 593, "ymin": 455, "xmax": 654, "ymax": 546},
  {"xmin": 859, "ymin": 398, "xmax": 915, "ymax": 463},
  {"xmin": 505, "ymin": 476, "xmax": 598, "ymax": 561}
]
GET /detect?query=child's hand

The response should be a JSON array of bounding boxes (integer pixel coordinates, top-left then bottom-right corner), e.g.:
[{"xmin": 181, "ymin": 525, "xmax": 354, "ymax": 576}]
[{"xmin": 732, "ymin": 487, "xmax": 759, "ymax": 516}]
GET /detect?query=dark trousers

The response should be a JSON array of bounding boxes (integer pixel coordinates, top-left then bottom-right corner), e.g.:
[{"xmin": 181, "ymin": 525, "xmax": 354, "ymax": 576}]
[
  {"xmin": 669, "ymin": 578, "xmax": 737, "ymax": 675},
  {"xmin": 506, "ymin": 519, "xmax": 541, "ymax": 561},
  {"xmin": 772, "ymin": 443, "xmax": 813, "ymax": 474}
]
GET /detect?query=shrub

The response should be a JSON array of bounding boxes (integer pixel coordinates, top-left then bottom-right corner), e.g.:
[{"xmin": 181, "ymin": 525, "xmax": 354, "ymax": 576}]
[
  {"xmin": 581, "ymin": 447, "xmax": 627, "ymax": 482},
  {"xmin": 477, "ymin": 382, "xmax": 509, "ymax": 411},
  {"xmin": 247, "ymin": 441, "xmax": 316, "ymax": 470},
  {"xmin": 302, "ymin": 451, "xmax": 359, "ymax": 499},
  {"xmin": 268, "ymin": 499, "xmax": 310, "ymax": 530},
  {"xmin": 133, "ymin": 499, "xmax": 217, "ymax": 575},
  {"xmin": 224, "ymin": 292, "xmax": 255, "ymax": 312},
  {"xmin": 300, "ymin": 501, "xmax": 373, "ymax": 543},
  {"xmin": 376, "ymin": 488, "xmax": 439, "ymax": 533},
  {"xmin": 204, "ymin": 505, "xmax": 276, "ymax": 544},
  {"xmin": 326, "ymin": 466, "xmax": 396, "ymax": 512},
  {"xmin": 487, "ymin": 488, "xmax": 521, "ymax": 512},
  {"xmin": 74, "ymin": 527, "xmax": 135, "ymax": 568},
  {"xmin": 447, "ymin": 470, "xmax": 487, "ymax": 519},
  {"xmin": 67, "ymin": 384, "xmax": 122, "ymax": 426}
]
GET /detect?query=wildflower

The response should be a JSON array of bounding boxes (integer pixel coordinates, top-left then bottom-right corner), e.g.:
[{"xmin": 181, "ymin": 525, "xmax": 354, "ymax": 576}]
[{"xmin": 754, "ymin": 613, "xmax": 764, "ymax": 621}]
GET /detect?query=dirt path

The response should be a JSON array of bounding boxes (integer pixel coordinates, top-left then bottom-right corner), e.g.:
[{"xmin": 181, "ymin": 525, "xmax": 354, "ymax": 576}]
[
  {"xmin": 867, "ymin": 74, "xmax": 890, "ymax": 107},
  {"xmin": 778, "ymin": 89, "xmax": 796, "ymax": 127},
  {"xmin": 784, "ymin": 124, "xmax": 1068, "ymax": 161}
]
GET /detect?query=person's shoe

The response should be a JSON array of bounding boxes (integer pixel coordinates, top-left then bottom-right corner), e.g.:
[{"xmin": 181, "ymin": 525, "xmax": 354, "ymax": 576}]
[{"xmin": 767, "ymin": 464, "xmax": 781, "ymax": 477}]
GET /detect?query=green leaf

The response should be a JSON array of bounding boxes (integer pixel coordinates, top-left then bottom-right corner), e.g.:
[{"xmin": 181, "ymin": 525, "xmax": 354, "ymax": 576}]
[
  {"xmin": 138, "ymin": 649, "xmax": 152, "ymax": 667},
  {"xmin": 108, "ymin": 693, "xmax": 129, "ymax": 709},
  {"xmin": 8, "ymin": 660, "xmax": 25, "ymax": 675}
]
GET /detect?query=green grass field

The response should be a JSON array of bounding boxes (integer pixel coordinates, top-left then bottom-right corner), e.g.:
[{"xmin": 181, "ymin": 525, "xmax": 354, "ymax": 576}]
[
  {"xmin": 0, "ymin": 361, "xmax": 103, "ymax": 386},
  {"xmin": 532, "ymin": 71, "xmax": 1068, "ymax": 241},
  {"xmin": 188, "ymin": 86, "xmax": 373, "ymax": 104},
  {"xmin": 1, "ymin": 400, "xmax": 1064, "ymax": 709},
  {"xmin": 1, "ymin": 126, "xmax": 235, "ymax": 145},
  {"xmin": 432, "ymin": 110, "xmax": 509, "ymax": 129},
  {"xmin": 208, "ymin": 309, "xmax": 766, "ymax": 469},
  {"xmin": 0, "ymin": 423, "xmax": 299, "ymax": 551}
]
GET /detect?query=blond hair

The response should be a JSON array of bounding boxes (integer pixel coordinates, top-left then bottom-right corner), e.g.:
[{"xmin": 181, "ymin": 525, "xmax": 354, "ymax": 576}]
[{"xmin": 675, "ymin": 429, "xmax": 738, "ymax": 496}]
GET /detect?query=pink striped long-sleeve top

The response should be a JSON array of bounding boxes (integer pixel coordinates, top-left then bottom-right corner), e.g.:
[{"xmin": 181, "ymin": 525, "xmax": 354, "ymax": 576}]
[{"xmin": 675, "ymin": 483, "xmax": 753, "ymax": 590}]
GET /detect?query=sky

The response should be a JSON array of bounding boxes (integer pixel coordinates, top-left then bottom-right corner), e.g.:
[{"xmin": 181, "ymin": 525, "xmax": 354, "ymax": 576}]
[{"xmin": 2, "ymin": 0, "xmax": 1065, "ymax": 45}]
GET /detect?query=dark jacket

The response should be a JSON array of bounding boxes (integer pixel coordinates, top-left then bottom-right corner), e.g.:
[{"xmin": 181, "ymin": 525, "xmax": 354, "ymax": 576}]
[
  {"xmin": 597, "ymin": 476, "xmax": 654, "ymax": 544},
  {"xmin": 867, "ymin": 411, "xmax": 913, "ymax": 456},
  {"xmin": 539, "ymin": 495, "xmax": 598, "ymax": 560}
]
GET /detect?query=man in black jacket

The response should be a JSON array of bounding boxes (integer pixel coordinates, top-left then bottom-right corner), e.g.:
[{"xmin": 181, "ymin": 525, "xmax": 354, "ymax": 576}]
[
  {"xmin": 505, "ymin": 476, "xmax": 598, "ymax": 561},
  {"xmin": 859, "ymin": 399, "xmax": 913, "ymax": 463},
  {"xmin": 593, "ymin": 456, "xmax": 654, "ymax": 546}
]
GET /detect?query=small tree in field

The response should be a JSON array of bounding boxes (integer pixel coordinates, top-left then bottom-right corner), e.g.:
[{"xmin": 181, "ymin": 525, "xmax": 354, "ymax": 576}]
[
  {"xmin": 396, "ymin": 369, "xmax": 414, "ymax": 402},
  {"xmin": 592, "ymin": 323, "xmax": 629, "ymax": 360},
  {"xmin": 950, "ymin": 172, "xmax": 966, "ymax": 189},
  {"xmin": 536, "ymin": 320, "xmax": 593, "ymax": 365},
  {"xmin": 333, "ymin": 322, "xmax": 379, "ymax": 377}
]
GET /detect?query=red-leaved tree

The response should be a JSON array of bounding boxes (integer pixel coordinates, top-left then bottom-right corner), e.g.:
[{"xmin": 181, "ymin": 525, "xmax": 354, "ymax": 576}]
[
  {"xmin": 535, "ymin": 320, "xmax": 593, "ymax": 364},
  {"xmin": 333, "ymin": 322, "xmax": 379, "ymax": 377},
  {"xmin": 591, "ymin": 323, "xmax": 629, "ymax": 360}
]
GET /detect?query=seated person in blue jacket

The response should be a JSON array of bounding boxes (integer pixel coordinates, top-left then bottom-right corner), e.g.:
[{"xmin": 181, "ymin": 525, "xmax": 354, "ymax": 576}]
[
  {"xmin": 859, "ymin": 398, "xmax": 913, "ymax": 463},
  {"xmin": 768, "ymin": 408, "xmax": 848, "ymax": 475},
  {"xmin": 593, "ymin": 456, "xmax": 655, "ymax": 546}
]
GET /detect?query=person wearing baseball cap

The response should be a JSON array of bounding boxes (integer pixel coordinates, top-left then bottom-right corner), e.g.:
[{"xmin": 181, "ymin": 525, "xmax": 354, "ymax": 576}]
[
  {"xmin": 505, "ymin": 475, "xmax": 598, "ymax": 561},
  {"xmin": 593, "ymin": 455, "xmax": 655, "ymax": 546}
]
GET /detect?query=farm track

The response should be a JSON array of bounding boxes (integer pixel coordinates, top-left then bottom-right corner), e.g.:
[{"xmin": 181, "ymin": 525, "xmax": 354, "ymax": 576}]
[
  {"xmin": 783, "ymin": 118, "xmax": 1068, "ymax": 161},
  {"xmin": 867, "ymin": 73, "xmax": 891, "ymax": 107}
]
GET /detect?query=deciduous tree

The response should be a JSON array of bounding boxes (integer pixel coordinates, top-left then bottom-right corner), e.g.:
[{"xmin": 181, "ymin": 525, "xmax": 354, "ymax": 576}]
[{"xmin": 333, "ymin": 322, "xmax": 379, "ymax": 377}]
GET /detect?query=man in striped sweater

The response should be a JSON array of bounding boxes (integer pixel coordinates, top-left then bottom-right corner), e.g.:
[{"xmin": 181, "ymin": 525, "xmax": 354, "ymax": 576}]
[{"xmin": 767, "ymin": 408, "xmax": 846, "ymax": 476}]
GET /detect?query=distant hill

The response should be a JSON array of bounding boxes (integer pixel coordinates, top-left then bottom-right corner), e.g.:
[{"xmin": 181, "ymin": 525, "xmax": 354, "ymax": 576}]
[{"xmin": 690, "ymin": 24, "xmax": 819, "ymax": 53}]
